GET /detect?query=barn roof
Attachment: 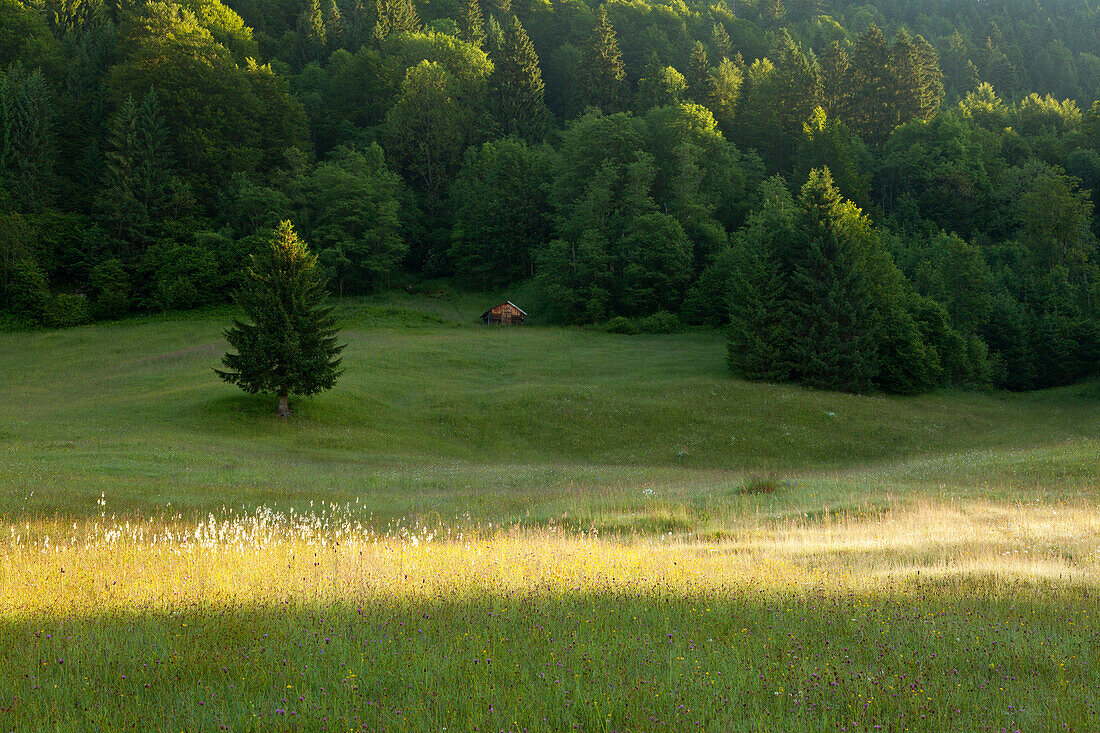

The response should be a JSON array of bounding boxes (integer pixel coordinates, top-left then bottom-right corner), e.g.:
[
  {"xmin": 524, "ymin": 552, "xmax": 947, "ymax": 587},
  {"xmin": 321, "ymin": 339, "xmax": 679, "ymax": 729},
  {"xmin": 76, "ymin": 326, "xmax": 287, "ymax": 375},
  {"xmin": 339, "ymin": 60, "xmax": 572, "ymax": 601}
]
[{"xmin": 481, "ymin": 301, "xmax": 528, "ymax": 317}]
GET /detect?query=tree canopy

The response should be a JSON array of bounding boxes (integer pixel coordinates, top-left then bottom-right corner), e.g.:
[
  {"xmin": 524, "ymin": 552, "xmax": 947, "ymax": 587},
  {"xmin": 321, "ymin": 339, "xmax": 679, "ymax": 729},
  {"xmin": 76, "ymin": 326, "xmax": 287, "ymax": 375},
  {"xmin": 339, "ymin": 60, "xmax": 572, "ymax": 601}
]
[{"xmin": 1, "ymin": 0, "xmax": 1098, "ymax": 393}]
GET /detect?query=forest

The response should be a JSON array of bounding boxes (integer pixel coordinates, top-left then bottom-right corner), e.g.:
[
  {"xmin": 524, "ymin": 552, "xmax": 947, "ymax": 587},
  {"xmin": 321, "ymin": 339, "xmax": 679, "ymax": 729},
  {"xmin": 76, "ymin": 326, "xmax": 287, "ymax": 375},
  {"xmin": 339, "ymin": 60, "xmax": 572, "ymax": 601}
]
[{"xmin": 1, "ymin": 0, "xmax": 1098, "ymax": 392}]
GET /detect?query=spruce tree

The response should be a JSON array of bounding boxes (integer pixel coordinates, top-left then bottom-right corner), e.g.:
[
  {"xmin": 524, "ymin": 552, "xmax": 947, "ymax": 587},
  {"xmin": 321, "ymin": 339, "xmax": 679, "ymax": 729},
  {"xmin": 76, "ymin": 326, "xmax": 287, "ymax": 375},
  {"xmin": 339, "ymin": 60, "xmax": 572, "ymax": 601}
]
[
  {"xmin": 584, "ymin": 4, "xmax": 626, "ymax": 112},
  {"xmin": 711, "ymin": 21, "xmax": 731, "ymax": 61},
  {"xmin": 324, "ymin": 0, "xmax": 343, "ymax": 49},
  {"xmin": 216, "ymin": 221, "xmax": 345, "ymax": 418},
  {"xmin": 686, "ymin": 41, "xmax": 710, "ymax": 103},
  {"xmin": 372, "ymin": 0, "xmax": 419, "ymax": 44},
  {"xmin": 348, "ymin": 0, "xmax": 370, "ymax": 48},
  {"xmin": 98, "ymin": 95, "xmax": 143, "ymax": 244},
  {"xmin": 844, "ymin": 23, "xmax": 893, "ymax": 143},
  {"xmin": 759, "ymin": 0, "xmax": 785, "ymax": 28},
  {"xmin": 297, "ymin": 0, "xmax": 327, "ymax": 63},
  {"xmin": 942, "ymin": 30, "xmax": 980, "ymax": 97},
  {"xmin": 490, "ymin": 15, "xmax": 548, "ymax": 141},
  {"xmin": 819, "ymin": 41, "xmax": 849, "ymax": 116},
  {"xmin": 485, "ymin": 15, "xmax": 504, "ymax": 52},
  {"xmin": 782, "ymin": 169, "xmax": 879, "ymax": 391},
  {"xmin": 97, "ymin": 91, "xmax": 188, "ymax": 253},
  {"xmin": 459, "ymin": 0, "xmax": 485, "ymax": 47},
  {"xmin": 0, "ymin": 64, "xmax": 55, "ymax": 212}
]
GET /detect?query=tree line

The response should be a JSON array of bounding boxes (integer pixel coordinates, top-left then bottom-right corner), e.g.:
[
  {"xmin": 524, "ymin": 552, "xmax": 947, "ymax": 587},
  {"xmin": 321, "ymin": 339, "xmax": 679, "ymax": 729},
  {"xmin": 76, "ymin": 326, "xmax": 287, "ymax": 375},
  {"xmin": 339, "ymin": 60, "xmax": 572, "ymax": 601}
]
[{"xmin": 1, "ymin": 0, "xmax": 1098, "ymax": 393}]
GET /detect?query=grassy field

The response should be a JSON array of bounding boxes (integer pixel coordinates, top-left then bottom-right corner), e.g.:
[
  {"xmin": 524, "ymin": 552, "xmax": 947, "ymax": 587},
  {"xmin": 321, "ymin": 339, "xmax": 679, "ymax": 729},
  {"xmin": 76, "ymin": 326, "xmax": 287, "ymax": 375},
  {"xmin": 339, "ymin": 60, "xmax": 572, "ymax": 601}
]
[{"xmin": 1, "ymin": 291, "xmax": 1098, "ymax": 731}]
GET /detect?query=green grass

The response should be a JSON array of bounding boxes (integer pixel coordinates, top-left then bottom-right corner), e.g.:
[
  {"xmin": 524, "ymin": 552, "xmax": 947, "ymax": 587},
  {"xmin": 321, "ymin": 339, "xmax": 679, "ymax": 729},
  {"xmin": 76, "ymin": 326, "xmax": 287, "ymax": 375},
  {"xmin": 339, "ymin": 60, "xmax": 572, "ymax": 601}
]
[
  {"xmin": 1, "ymin": 292, "xmax": 1098, "ymax": 732},
  {"xmin": 0, "ymin": 292, "xmax": 1096, "ymax": 524}
]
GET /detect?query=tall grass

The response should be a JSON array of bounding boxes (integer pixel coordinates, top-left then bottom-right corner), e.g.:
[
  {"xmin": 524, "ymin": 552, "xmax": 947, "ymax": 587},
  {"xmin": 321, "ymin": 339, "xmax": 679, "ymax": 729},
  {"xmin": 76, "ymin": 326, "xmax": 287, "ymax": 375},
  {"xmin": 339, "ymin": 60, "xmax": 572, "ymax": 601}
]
[
  {"xmin": 1, "ymin": 296, "xmax": 1097, "ymax": 730},
  {"xmin": 2, "ymin": 501, "xmax": 1098, "ymax": 731}
]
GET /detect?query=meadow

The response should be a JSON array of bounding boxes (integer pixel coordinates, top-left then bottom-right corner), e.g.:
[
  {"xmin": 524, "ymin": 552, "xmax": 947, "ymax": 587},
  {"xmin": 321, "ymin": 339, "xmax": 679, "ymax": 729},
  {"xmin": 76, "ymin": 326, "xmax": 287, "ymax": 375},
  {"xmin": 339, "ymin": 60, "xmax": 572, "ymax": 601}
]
[{"xmin": 1, "ymin": 291, "xmax": 1098, "ymax": 731}]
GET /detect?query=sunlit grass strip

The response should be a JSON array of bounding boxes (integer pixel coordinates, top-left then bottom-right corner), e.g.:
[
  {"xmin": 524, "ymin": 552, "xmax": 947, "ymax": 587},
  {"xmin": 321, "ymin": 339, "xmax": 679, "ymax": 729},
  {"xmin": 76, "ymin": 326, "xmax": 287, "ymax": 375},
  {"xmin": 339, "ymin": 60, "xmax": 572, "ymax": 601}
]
[
  {"xmin": 3, "ymin": 501, "xmax": 1099, "ymax": 731},
  {"xmin": 4, "ymin": 500, "xmax": 1098, "ymax": 618}
]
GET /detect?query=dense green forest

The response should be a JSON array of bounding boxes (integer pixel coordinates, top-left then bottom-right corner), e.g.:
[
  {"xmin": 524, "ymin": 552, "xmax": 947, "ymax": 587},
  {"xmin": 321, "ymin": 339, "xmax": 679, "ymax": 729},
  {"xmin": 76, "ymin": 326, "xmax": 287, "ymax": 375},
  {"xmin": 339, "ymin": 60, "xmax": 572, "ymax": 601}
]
[{"xmin": 1, "ymin": 0, "xmax": 1098, "ymax": 392}]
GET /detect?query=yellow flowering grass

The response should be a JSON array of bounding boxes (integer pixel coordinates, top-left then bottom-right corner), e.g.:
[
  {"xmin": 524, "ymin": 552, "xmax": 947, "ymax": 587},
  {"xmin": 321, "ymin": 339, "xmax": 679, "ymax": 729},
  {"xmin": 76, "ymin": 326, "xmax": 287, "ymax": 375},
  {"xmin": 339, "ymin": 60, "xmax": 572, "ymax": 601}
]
[{"xmin": 2, "ymin": 500, "xmax": 1097, "ymax": 731}]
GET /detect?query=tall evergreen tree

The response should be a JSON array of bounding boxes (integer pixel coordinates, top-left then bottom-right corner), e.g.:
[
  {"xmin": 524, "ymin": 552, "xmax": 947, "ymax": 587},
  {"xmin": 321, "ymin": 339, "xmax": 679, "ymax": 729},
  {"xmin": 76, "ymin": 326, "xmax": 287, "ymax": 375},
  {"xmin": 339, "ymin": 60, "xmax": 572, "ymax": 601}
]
[
  {"xmin": 348, "ymin": 0, "xmax": 371, "ymax": 48},
  {"xmin": 372, "ymin": 0, "xmax": 419, "ymax": 44},
  {"xmin": 942, "ymin": 30, "xmax": 980, "ymax": 98},
  {"xmin": 759, "ymin": 0, "xmax": 785, "ymax": 28},
  {"xmin": 711, "ymin": 21, "xmax": 732, "ymax": 61},
  {"xmin": 891, "ymin": 30, "xmax": 944, "ymax": 127},
  {"xmin": 97, "ymin": 91, "xmax": 190, "ymax": 254},
  {"xmin": 782, "ymin": 168, "xmax": 880, "ymax": 391},
  {"xmin": 324, "ymin": 0, "xmax": 344, "ymax": 50},
  {"xmin": 484, "ymin": 14, "xmax": 504, "ymax": 53},
  {"xmin": 843, "ymin": 24, "xmax": 894, "ymax": 143},
  {"xmin": 490, "ymin": 15, "xmax": 548, "ymax": 141},
  {"xmin": 487, "ymin": 0, "xmax": 510, "ymax": 18},
  {"xmin": 727, "ymin": 176, "xmax": 796, "ymax": 380},
  {"xmin": 97, "ymin": 94, "xmax": 143, "ymax": 244},
  {"xmin": 459, "ymin": 0, "xmax": 485, "ymax": 47},
  {"xmin": 583, "ymin": 4, "xmax": 627, "ymax": 112},
  {"xmin": 819, "ymin": 41, "xmax": 849, "ymax": 117},
  {"xmin": 297, "ymin": 0, "xmax": 327, "ymax": 63},
  {"xmin": 216, "ymin": 221, "xmax": 345, "ymax": 418},
  {"xmin": 0, "ymin": 64, "xmax": 55, "ymax": 212},
  {"xmin": 686, "ymin": 41, "xmax": 710, "ymax": 103}
]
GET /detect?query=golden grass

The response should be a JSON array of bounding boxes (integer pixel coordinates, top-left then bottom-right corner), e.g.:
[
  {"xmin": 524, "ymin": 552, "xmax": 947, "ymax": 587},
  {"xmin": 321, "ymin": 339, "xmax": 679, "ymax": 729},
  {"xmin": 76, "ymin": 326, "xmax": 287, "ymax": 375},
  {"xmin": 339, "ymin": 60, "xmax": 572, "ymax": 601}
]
[{"xmin": 6, "ymin": 499, "xmax": 1097, "ymax": 619}]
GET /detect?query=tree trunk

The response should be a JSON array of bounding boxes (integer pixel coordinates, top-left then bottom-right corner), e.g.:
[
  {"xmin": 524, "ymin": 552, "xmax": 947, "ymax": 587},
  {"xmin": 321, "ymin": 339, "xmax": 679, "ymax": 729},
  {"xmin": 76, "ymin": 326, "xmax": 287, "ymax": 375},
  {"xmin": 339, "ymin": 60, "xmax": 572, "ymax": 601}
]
[{"xmin": 278, "ymin": 394, "xmax": 290, "ymax": 418}]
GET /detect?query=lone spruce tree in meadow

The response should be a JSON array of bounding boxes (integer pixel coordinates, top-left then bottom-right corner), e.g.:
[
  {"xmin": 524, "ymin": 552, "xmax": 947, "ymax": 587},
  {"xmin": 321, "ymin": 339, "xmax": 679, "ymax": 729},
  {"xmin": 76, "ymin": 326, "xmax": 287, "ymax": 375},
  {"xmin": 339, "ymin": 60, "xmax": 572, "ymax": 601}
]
[{"xmin": 216, "ymin": 221, "xmax": 344, "ymax": 417}]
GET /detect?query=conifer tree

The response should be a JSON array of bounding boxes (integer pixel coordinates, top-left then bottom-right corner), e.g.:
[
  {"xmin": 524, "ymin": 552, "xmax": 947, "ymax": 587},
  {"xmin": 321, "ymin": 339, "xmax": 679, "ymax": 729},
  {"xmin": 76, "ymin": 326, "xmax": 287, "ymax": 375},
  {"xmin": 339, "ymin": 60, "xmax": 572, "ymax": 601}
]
[
  {"xmin": 485, "ymin": 14, "xmax": 504, "ymax": 52},
  {"xmin": 759, "ymin": 0, "xmax": 785, "ymax": 28},
  {"xmin": 584, "ymin": 4, "xmax": 626, "ymax": 112},
  {"xmin": 942, "ymin": 30, "xmax": 980, "ymax": 97},
  {"xmin": 819, "ymin": 41, "xmax": 849, "ymax": 116},
  {"xmin": 97, "ymin": 91, "xmax": 189, "ymax": 252},
  {"xmin": 459, "ymin": 0, "xmax": 485, "ymax": 47},
  {"xmin": 843, "ymin": 23, "xmax": 893, "ymax": 143},
  {"xmin": 782, "ymin": 169, "xmax": 880, "ymax": 391},
  {"xmin": 686, "ymin": 41, "xmax": 710, "ymax": 103},
  {"xmin": 325, "ymin": 0, "xmax": 343, "ymax": 49},
  {"xmin": 216, "ymin": 221, "xmax": 345, "ymax": 418},
  {"xmin": 711, "ymin": 21, "xmax": 731, "ymax": 61},
  {"xmin": 0, "ymin": 64, "xmax": 55, "ymax": 211},
  {"xmin": 490, "ymin": 15, "xmax": 548, "ymax": 141},
  {"xmin": 372, "ymin": 0, "xmax": 419, "ymax": 44},
  {"xmin": 98, "ymin": 94, "xmax": 143, "ymax": 243},
  {"xmin": 298, "ymin": 0, "xmax": 327, "ymax": 62},
  {"xmin": 910, "ymin": 35, "xmax": 945, "ymax": 117}
]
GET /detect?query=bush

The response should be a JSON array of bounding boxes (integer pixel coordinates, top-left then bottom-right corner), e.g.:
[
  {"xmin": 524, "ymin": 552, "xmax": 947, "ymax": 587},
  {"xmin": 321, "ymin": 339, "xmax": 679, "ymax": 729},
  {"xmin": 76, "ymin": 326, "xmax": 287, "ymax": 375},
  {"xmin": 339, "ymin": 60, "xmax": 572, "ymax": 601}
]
[
  {"xmin": 146, "ymin": 242, "xmax": 221, "ymax": 311},
  {"xmin": 7, "ymin": 258, "xmax": 50, "ymax": 322},
  {"xmin": 602, "ymin": 316, "xmax": 637, "ymax": 334},
  {"xmin": 636, "ymin": 310, "xmax": 682, "ymax": 333},
  {"xmin": 90, "ymin": 259, "xmax": 131, "ymax": 320},
  {"xmin": 44, "ymin": 293, "xmax": 90, "ymax": 327}
]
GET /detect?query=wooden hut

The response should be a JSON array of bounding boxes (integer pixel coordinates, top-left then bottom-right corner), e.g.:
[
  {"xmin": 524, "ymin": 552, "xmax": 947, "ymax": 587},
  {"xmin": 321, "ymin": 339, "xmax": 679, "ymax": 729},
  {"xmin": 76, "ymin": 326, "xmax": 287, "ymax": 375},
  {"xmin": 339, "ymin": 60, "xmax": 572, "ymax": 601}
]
[{"xmin": 481, "ymin": 301, "xmax": 527, "ymax": 325}]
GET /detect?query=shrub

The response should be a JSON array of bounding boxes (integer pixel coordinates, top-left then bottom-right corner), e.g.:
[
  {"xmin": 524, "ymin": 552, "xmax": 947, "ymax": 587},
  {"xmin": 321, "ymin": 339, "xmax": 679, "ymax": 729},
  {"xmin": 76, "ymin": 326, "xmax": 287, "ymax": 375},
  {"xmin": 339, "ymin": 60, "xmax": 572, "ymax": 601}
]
[
  {"xmin": 146, "ymin": 242, "xmax": 221, "ymax": 311},
  {"xmin": 7, "ymin": 258, "xmax": 49, "ymax": 322},
  {"xmin": 736, "ymin": 475, "xmax": 783, "ymax": 495},
  {"xmin": 602, "ymin": 316, "xmax": 637, "ymax": 334},
  {"xmin": 44, "ymin": 293, "xmax": 90, "ymax": 327},
  {"xmin": 636, "ymin": 310, "xmax": 682, "ymax": 333},
  {"xmin": 90, "ymin": 259, "xmax": 131, "ymax": 320}
]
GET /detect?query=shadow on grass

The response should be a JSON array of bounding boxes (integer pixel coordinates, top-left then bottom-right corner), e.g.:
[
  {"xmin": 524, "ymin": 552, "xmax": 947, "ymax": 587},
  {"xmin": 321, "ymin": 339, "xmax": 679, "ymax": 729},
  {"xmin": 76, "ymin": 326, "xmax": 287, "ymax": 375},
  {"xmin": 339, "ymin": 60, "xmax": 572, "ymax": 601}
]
[{"xmin": 3, "ymin": 587, "xmax": 1096, "ymax": 732}]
